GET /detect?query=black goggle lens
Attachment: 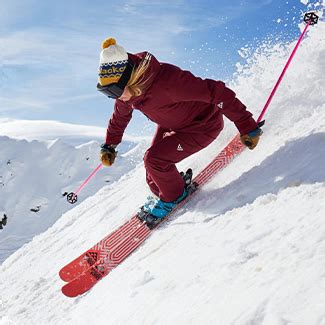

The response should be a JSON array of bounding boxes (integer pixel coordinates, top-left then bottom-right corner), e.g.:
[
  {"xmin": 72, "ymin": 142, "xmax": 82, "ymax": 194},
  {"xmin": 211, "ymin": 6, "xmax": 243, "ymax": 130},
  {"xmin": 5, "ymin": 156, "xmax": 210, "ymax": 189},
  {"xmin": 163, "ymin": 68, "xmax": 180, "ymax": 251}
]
[
  {"xmin": 97, "ymin": 60, "xmax": 134, "ymax": 99},
  {"xmin": 97, "ymin": 83, "xmax": 124, "ymax": 99}
]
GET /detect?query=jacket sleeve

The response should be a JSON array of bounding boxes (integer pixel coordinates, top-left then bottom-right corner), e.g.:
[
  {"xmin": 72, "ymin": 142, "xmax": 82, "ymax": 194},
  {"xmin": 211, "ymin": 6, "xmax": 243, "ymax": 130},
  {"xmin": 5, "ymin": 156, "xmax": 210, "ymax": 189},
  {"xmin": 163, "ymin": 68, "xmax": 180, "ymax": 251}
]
[
  {"xmin": 166, "ymin": 66, "xmax": 258, "ymax": 135},
  {"xmin": 105, "ymin": 100, "xmax": 133, "ymax": 145}
]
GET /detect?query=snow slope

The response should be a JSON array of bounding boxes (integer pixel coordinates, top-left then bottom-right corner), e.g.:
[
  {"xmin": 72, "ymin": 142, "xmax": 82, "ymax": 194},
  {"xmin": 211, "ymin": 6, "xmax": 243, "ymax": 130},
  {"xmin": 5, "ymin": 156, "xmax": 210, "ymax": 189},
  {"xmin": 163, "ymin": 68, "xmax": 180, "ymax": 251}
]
[
  {"xmin": 0, "ymin": 16, "xmax": 324, "ymax": 325},
  {"xmin": 0, "ymin": 125, "xmax": 150, "ymax": 263}
]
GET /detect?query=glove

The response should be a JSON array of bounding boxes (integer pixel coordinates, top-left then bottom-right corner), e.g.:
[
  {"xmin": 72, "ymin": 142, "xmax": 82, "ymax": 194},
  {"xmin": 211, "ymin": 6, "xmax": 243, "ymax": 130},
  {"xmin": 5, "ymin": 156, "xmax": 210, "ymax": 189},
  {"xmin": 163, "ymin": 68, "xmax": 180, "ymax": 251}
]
[
  {"xmin": 100, "ymin": 144, "xmax": 117, "ymax": 167},
  {"xmin": 240, "ymin": 121, "xmax": 264, "ymax": 150}
]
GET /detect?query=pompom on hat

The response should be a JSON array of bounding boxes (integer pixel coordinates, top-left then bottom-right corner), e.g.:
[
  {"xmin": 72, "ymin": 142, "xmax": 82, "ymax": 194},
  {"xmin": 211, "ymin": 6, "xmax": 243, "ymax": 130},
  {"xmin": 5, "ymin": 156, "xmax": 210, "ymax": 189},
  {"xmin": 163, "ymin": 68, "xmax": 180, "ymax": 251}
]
[{"xmin": 98, "ymin": 38, "xmax": 129, "ymax": 86}]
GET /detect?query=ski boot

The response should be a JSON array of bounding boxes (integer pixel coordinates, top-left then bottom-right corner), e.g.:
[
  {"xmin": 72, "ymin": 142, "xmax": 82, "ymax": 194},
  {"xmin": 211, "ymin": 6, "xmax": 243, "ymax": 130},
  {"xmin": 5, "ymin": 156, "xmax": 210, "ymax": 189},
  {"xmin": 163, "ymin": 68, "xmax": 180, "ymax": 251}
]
[{"xmin": 138, "ymin": 169, "xmax": 198, "ymax": 229}]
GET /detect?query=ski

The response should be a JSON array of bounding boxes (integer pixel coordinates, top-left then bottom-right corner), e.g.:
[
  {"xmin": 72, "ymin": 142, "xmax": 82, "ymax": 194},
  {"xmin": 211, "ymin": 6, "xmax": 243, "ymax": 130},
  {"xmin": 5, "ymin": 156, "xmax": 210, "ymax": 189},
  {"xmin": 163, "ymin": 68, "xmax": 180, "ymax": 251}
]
[
  {"xmin": 60, "ymin": 170, "xmax": 194, "ymax": 283},
  {"xmin": 61, "ymin": 219, "xmax": 150, "ymax": 297},
  {"xmin": 59, "ymin": 215, "xmax": 141, "ymax": 282},
  {"xmin": 61, "ymin": 135, "xmax": 245, "ymax": 297}
]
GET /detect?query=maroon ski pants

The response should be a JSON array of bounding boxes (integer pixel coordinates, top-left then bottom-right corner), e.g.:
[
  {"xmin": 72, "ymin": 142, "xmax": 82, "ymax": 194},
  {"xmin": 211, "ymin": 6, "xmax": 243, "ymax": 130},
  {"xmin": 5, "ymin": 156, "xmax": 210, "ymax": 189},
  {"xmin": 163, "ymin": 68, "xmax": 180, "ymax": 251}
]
[{"xmin": 144, "ymin": 126, "xmax": 221, "ymax": 202}]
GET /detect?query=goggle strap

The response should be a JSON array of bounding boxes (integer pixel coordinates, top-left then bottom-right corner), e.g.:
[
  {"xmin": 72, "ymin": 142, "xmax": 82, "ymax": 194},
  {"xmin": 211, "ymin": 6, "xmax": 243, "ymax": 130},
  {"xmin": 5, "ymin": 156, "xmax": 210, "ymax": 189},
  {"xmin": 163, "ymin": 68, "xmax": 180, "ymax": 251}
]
[{"xmin": 117, "ymin": 60, "xmax": 134, "ymax": 89}]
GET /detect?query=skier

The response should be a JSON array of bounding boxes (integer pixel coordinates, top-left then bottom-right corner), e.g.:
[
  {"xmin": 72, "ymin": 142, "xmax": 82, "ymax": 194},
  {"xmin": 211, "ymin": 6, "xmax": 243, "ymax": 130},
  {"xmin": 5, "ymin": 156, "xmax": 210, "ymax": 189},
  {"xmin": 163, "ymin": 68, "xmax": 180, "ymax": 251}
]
[{"xmin": 97, "ymin": 38, "xmax": 262, "ymax": 220}]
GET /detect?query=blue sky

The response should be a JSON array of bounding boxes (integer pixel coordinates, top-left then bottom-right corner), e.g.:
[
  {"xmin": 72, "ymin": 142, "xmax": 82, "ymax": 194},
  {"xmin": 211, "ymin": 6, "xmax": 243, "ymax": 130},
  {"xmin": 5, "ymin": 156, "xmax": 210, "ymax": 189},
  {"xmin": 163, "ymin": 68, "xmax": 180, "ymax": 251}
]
[{"xmin": 0, "ymin": 0, "xmax": 322, "ymax": 137}]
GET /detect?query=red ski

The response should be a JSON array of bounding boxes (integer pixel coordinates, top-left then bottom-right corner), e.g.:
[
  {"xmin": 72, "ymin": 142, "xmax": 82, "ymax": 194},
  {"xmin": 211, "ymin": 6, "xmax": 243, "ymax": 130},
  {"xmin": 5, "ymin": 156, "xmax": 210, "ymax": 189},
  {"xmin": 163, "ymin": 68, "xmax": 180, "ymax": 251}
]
[
  {"xmin": 62, "ymin": 219, "xmax": 151, "ymax": 297},
  {"xmin": 61, "ymin": 135, "xmax": 246, "ymax": 297},
  {"xmin": 59, "ymin": 215, "xmax": 141, "ymax": 282}
]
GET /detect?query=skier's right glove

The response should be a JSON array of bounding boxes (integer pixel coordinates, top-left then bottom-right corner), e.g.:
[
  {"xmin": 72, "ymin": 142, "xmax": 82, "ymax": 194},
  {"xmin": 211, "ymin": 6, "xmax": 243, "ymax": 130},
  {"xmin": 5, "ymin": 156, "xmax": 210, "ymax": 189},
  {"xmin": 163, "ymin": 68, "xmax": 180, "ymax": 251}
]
[
  {"xmin": 100, "ymin": 144, "xmax": 117, "ymax": 167},
  {"xmin": 240, "ymin": 121, "xmax": 264, "ymax": 150}
]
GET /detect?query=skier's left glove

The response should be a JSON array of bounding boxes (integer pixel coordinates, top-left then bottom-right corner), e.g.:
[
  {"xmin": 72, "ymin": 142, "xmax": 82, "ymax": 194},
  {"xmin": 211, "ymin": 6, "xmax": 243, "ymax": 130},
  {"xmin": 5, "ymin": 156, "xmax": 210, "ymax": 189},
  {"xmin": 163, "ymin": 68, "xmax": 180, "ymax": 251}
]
[
  {"xmin": 100, "ymin": 144, "xmax": 117, "ymax": 167},
  {"xmin": 240, "ymin": 121, "xmax": 264, "ymax": 150}
]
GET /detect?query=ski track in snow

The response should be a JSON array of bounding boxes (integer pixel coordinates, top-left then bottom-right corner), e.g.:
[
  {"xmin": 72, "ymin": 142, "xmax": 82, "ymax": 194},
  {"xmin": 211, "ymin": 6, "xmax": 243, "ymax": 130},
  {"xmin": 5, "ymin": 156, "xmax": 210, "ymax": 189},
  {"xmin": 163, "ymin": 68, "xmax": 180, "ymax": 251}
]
[{"xmin": 0, "ymin": 15, "xmax": 324, "ymax": 325}]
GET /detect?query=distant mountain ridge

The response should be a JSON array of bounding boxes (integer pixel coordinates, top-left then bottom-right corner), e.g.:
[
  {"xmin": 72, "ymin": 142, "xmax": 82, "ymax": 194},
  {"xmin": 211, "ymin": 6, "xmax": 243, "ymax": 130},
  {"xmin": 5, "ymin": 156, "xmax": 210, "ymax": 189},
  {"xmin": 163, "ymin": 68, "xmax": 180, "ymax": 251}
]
[{"xmin": 0, "ymin": 118, "xmax": 150, "ymax": 146}]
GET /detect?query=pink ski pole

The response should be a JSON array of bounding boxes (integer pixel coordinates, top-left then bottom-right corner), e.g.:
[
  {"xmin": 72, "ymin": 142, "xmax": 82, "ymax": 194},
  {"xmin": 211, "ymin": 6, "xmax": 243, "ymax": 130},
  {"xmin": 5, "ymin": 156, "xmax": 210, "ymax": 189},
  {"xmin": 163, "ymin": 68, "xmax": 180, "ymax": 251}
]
[
  {"xmin": 257, "ymin": 12, "xmax": 318, "ymax": 123},
  {"xmin": 67, "ymin": 163, "xmax": 103, "ymax": 204}
]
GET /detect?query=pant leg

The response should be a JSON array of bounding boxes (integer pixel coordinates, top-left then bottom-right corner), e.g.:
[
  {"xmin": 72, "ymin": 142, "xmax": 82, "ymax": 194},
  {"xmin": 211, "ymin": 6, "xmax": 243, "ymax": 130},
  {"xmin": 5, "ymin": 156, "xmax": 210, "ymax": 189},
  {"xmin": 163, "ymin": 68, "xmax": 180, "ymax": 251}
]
[
  {"xmin": 146, "ymin": 126, "xmax": 169, "ymax": 197},
  {"xmin": 144, "ymin": 131, "xmax": 219, "ymax": 202}
]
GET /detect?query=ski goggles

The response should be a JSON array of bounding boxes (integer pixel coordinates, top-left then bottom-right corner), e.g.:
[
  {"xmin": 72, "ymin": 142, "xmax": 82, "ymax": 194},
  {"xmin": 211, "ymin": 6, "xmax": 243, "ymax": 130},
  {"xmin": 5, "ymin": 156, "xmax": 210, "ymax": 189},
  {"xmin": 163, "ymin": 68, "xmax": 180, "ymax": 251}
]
[{"xmin": 97, "ymin": 60, "xmax": 134, "ymax": 99}]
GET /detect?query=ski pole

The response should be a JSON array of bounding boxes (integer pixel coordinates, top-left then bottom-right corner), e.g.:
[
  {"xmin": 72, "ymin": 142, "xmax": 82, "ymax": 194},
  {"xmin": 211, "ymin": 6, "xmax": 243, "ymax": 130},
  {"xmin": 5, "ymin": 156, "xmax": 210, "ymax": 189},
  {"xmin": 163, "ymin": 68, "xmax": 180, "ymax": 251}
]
[
  {"xmin": 257, "ymin": 12, "xmax": 318, "ymax": 123},
  {"xmin": 67, "ymin": 163, "xmax": 103, "ymax": 204}
]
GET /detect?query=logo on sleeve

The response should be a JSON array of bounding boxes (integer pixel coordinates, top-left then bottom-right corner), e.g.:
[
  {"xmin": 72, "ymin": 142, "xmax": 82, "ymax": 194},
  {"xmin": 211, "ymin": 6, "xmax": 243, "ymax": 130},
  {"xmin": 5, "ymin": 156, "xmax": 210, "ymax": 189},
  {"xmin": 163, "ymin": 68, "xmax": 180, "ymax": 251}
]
[
  {"xmin": 217, "ymin": 102, "xmax": 223, "ymax": 109},
  {"xmin": 177, "ymin": 144, "xmax": 184, "ymax": 151}
]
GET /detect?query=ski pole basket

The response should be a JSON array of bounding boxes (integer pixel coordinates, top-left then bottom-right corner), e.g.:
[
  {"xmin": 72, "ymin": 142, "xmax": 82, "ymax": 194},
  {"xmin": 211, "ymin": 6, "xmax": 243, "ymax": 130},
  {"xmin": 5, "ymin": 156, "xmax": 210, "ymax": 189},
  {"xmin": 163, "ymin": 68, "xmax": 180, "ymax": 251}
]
[
  {"xmin": 304, "ymin": 12, "xmax": 319, "ymax": 25},
  {"xmin": 67, "ymin": 192, "xmax": 78, "ymax": 204}
]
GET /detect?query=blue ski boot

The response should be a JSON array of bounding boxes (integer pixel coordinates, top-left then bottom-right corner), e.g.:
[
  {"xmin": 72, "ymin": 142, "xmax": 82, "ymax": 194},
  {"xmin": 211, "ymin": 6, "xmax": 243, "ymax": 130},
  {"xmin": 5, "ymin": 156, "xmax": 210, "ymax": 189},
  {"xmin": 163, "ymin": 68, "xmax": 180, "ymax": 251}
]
[
  {"xmin": 138, "ymin": 169, "xmax": 197, "ymax": 229},
  {"xmin": 145, "ymin": 188, "xmax": 188, "ymax": 218}
]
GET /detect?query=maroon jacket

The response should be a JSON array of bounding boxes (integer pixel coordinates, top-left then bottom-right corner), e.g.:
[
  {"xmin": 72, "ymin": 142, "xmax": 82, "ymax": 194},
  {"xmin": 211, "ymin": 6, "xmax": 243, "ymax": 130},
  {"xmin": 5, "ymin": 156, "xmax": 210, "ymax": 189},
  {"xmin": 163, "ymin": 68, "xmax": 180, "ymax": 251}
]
[{"xmin": 105, "ymin": 52, "xmax": 257, "ymax": 145}]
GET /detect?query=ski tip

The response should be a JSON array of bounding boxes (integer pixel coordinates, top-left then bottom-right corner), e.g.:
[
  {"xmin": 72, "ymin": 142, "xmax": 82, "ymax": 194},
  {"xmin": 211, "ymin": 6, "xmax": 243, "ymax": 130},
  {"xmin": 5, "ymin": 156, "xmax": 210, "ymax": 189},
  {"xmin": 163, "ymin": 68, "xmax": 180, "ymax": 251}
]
[
  {"xmin": 61, "ymin": 285, "xmax": 80, "ymax": 298},
  {"xmin": 61, "ymin": 279, "xmax": 90, "ymax": 298},
  {"xmin": 59, "ymin": 269, "xmax": 71, "ymax": 283}
]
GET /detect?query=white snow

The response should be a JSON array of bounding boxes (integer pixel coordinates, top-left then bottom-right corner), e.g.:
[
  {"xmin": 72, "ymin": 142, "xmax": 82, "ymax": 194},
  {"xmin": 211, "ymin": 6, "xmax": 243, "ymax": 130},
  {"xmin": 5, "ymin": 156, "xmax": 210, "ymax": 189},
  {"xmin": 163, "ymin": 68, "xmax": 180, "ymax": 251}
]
[
  {"xmin": 0, "ymin": 122, "xmax": 150, "ymax": 263},
  {"xmin": 0, "ymin": 15, "xmax": 324, "ymax": 325}
]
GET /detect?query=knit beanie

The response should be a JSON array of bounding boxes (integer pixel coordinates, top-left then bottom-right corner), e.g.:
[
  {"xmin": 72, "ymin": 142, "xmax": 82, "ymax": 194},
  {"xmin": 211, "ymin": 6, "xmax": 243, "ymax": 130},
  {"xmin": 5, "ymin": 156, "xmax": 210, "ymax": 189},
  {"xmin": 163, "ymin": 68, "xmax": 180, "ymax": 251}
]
[{"xmin": 98, "ymin": 38, "xmax": 128, "ymax": 86}]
